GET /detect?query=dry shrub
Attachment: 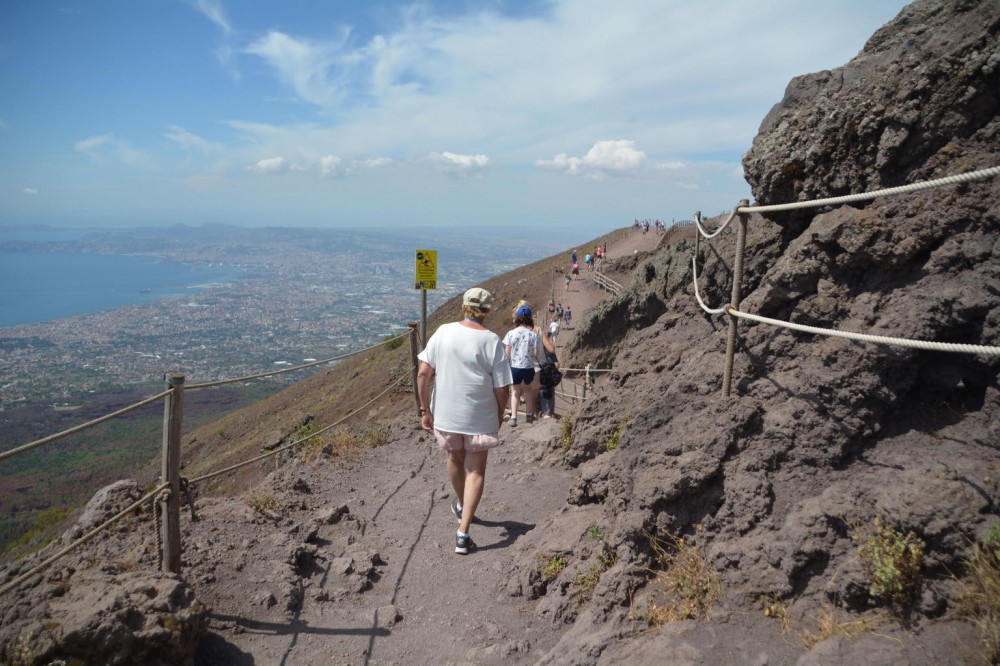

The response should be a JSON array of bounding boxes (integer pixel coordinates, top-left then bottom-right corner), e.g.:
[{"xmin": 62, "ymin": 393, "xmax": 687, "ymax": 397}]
[
  {"xmin": 956, "ymin": 525, "xmax": 1000, "ymax": 663},
  {"xmin": 759, "ymin": 593, "xmax": 791, "ymax": 634},
  {"xmin": 639, "ymin": 529, "xmax": 720, "ymax": 626},
  {"xmin": 799, "ymin": 606, "xmax": 892, "ymax": 650},
  {"xmin": 297, "ymin": 423, "xmax": 390, "ymax": 465},
  {"xmin": 246, "ymin": 491, "xmax": 278, "ymax": 514}
]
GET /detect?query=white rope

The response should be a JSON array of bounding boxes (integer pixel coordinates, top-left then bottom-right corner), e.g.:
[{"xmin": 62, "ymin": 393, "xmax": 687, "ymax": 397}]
[
  {"xmin": 694, "ymin": 210, "xmax": 739, "ymax": 240},
  {"xmin": 728, "ymin": 306, "xmax": 1000, "ymax": 356},
  {"xmin": 738, "ymin": 166, "xmax": 1000, "ymax": 214},
  {"xmin": 691, "ymin": 256, "xmax": 728, "ymax": 315},
  {"xmin": 189, "ymin": 371, "xmax": 411, "ymax": 485},
  {"xmin": 0, "ymin": 389, "xmax": 174, "ymax": 463}
]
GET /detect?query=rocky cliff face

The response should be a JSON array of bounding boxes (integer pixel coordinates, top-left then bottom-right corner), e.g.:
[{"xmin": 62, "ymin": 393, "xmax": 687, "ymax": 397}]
[{"xmin": 521, "ymin": 0, "xmax": 1000, "ymax": 660}]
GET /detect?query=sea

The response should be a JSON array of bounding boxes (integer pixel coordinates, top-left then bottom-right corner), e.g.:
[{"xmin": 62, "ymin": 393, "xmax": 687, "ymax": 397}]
[{"xmin": 0, "ymin": 249, "xmax": 237, "ymax": 328}]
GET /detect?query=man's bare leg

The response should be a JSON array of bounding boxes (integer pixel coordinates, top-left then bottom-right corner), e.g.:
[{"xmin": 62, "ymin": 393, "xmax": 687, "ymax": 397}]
[
  {"xmin": 459, "ymin": 450, "xmax": 488, "ymax": 535},
  {"xmin": 447, "ymin": 449, "xmax": 467, "ymax": 505}
]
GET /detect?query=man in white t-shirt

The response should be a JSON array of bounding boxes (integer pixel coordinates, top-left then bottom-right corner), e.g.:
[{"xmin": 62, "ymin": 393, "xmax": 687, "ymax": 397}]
[
  {"xmin": 548, "ymin": 319, "xmax": 560, "ymax": 341},
  {"xmin": 416, "ymin": 287, "xmax": 512, "ymax": 555}
]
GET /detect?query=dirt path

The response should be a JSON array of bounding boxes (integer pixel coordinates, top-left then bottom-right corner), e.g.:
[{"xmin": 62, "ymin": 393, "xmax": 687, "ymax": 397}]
[
  {"xmin": 187, "ymin": 228, "xmax": 663, "ymax": 665},
  {"xmin": 546, "ymin": 228, "xmax": 661, "ymax": 407}
]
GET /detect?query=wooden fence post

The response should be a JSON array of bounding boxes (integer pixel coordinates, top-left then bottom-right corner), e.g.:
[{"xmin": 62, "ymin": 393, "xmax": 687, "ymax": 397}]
[
  {"xmin": 408, "ymin": 322, "xmax": 421, "ymax": 414},
  {"xmin": 722, "ymin": 200, "xmax": 750, "ymax": 396},
  {"xmin": 160, "ymin": 373, "xmax": 184, "ymax": 574}
]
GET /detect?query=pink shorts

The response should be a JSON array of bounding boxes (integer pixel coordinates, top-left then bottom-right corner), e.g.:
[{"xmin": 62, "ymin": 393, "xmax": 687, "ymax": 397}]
[{"xmin": 433, "ymin": 429, "xmax": 501, "ymax": 452}]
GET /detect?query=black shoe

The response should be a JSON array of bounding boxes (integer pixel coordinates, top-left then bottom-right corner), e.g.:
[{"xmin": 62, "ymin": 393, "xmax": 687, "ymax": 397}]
[
  {"xmin": 455, "ymin": 533, "xmax": 476, "ymax": 555},
  {"xmin": 451, "ymin": 496, "xmax": 462, "ymax": 522}
]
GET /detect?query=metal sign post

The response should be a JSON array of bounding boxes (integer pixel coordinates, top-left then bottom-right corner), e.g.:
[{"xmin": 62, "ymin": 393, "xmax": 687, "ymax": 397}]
[{"xmin": 414, "ymin": 249, "xmax": 437, "ymax": 349}]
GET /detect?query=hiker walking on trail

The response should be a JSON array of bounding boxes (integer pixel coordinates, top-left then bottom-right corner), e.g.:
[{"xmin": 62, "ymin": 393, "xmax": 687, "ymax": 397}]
[
  {"xmin": 564, "ymin": 305, "xmax": 572, "ymax": 327},
  {"xmin": 538, "ymin": 334, "xmax": 561, "ymax": 419},
  {"xmin": 502, "ymin": 304, "xmax": 542, "ymax": 427},
  {"xmin": 416, "ymin": 287, "xmax": 512, "ymax": 555}
]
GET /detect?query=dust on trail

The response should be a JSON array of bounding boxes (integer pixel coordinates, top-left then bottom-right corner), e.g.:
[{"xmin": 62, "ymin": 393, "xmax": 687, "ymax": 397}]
[{"xmin": 192, "ymin": 228, "xmax": 662, "ymax": 665}]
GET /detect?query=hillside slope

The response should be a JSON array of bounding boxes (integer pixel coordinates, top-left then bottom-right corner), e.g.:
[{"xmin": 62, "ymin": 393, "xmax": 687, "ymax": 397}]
[
  {"xmin": 2, "ymin": 0, "xmax": 999, "ymax": 663},
  {"xmin": 526, "ymin": 0, "xmax": 1000, "ymax": 662}
]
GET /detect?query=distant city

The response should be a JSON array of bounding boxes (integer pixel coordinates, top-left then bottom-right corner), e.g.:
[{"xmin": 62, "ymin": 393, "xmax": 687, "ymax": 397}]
[{"xmin": 0, "ymin": 224, "xmax": 565, "ymax": 412}]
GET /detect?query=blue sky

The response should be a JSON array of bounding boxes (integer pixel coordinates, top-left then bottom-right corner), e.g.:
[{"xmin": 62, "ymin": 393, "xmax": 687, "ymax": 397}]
[{"xmin": 0, "ymin": 0, "xmax": 909, "ymax": 239}]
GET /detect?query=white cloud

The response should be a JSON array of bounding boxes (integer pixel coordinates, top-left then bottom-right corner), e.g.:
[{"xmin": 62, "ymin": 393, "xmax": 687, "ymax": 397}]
[
  {"xmin": 429, "ymin": 151, "xmax": 490, "ymax": 177},
  {"xmin": 75, "ymin": 134, "xmax": 114, "ymax": 152},
  {"xmin": 74, "ymin": 133, "xmax": 155, "ymax": 168},
  {"xmin": 166, "ymin": 125, "xmax": 221, "ymax": 153},
  {"xmin": 245, "ymin": 31, "xmax": 346, "ymax": 108},
  {"xmin": 352, "ymin": 157, "xmax": 394, "ymax": 170},
  {"xmin": 319, "ymin": 155, "xmax": 341, "ymax": 177},
  {"xmin": 195, "ymin": 0, "xmax": 232, "ymax": 35},
  {"xmin": 536, "ymin": 140, "xmax": 647, "ymax": 180},
  {"xmin": 247, "ymin": 156, "xmax": 286, "ymax": 174},
  {"xmin": 23, "ymin": 187, "xmax": 39, "ymax": 195}
]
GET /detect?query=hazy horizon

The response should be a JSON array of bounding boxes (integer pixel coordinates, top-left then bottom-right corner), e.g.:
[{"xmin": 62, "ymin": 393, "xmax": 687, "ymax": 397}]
[{"xmin": 2, "ymin": 1, "xmax": 909, "ymax": 238}]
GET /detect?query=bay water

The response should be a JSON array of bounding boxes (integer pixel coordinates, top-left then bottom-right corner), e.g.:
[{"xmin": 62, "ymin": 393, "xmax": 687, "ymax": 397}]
[{"xmin": 0, "ymin": 251, "xmax": 237, "ymax": 327}]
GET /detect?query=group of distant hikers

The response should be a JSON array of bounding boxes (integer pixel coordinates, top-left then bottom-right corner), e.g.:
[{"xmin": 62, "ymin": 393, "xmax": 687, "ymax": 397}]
[{"xmin": 633, "ymin": 218, "xmax": 667, "ymax": 235}]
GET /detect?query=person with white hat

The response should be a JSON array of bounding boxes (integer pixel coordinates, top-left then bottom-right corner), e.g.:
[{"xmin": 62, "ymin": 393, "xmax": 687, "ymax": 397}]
[{"xmin": 416, "ymin": 287, "xmax": 512, "ymax": 555}]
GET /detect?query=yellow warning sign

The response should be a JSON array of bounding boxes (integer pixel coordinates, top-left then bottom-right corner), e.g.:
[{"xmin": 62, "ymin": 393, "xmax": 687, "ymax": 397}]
[{"xmin": 414, "ymin": 249, "xmax": 437, "ymax": 290}]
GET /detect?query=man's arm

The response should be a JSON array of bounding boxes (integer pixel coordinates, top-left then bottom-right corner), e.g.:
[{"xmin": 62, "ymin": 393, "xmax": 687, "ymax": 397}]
[
  {"xmin": 494, "ymin": 385, "xmax": 510, "ymax": 428},
  {"xmin": 416, "ymin": 361, "xmax": 435, "ymax": 432}
]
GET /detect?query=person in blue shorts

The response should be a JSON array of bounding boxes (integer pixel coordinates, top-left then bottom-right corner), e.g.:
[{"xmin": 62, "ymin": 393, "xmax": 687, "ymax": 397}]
[{"xmin": 502, "ymin": 305, "xmax": 542, "ymax": 426}]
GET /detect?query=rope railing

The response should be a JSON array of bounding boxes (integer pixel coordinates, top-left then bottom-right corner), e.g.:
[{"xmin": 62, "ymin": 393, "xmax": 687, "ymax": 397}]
[
  {"xmin": 189, "ymin": 371, "xmax": 411, "ymax": 486},
  {"xmin": 0, "ymin": 389, "xmax": 174, "ymax": 463},
  {"xmin": 727, "ymin": 306, "xmax": 1000, "ymax": 356},
  {"xmin": 0, "ymin": 482, "xmax": 168, "ymax": 596},
  {"xmin": 1, "ymin": 325, "xmax": 417, "ymax": 583},
  {"xmin": 738, "ymin": 165, "xmax": 1000, "ymax": 214},
  {"xmin": 691, "ymin": 165, "xmax": 1000, "ymax": 395}
]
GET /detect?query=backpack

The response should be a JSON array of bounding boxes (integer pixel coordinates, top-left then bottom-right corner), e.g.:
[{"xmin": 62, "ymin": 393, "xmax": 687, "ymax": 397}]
[{"xmin": 539, "ymin": 361, "xmax": 562, "ymax": 388}]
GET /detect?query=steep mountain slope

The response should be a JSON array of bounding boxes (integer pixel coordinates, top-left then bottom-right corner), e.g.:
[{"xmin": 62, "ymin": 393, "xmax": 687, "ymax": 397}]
[{"xmin": 521, "ymin": 0, "xmax": 1000, "ymax": 661}]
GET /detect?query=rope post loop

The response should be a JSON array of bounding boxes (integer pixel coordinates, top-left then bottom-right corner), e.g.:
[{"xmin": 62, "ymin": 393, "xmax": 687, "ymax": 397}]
[
  {"xmin": 722, "ymin": 200, "xmax": 750, "ymax": 397},
  {"xmin": 408, "ymin": 322, "xmax": 421, "ymax": 415},
  {"xmin": 160, "ymin": 373, "xmax": 185, "ymax": 574}
]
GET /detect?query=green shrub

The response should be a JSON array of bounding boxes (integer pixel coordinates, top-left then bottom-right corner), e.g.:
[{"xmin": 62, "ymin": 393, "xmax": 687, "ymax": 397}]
[
  {"xmin": 383, "ymin": 334, "xmax": 405, "ymax": 351},
  {"xmin": 6, "ymin": 506, "xmax": 74, "ymax": 554},
  {"xmin": 853, "ymin": 516, "xmax": 924, "ymax": 610},
  {"xmin": 559, "ymin": 416, "xmax": 573, "ymax": 449},
  {"xmin": 602, "ymin": 415, "xmax": 631, "ymax": 452},
  {"xmin": 538, "ymin": 554, "xmax": 568, "ymax": 582}
]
